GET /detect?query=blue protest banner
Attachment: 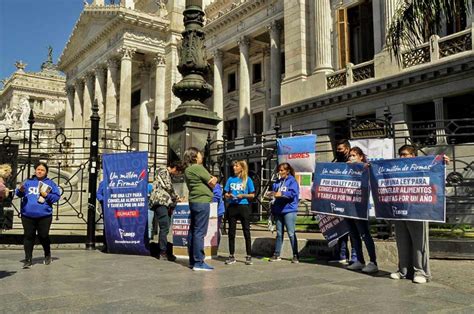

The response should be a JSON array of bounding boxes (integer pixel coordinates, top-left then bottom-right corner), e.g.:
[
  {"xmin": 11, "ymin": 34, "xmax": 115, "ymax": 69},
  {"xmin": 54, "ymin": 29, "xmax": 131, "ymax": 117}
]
[
  {"xmin": 369, "ymin": 156, "xmax": 446, "ymax": 222},
  {"xmin": 317, "ymin": 214, "xmax": 350, "ymax": 247},
  {"xmin": 277, "ymin": 134, "xmax": 317, "ymax": 199},
  {"xmin": 102, "ymin": 151, "xmax": 150, "ymax": 255},
  {"xmin": 311, "ymin": 162, "xmax": 370, "ymax": 220}
]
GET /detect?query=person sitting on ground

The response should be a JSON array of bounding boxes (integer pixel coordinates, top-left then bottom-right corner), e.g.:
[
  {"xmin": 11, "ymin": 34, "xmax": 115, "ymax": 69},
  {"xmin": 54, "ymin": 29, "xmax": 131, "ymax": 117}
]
[
  {"xmin": 149, "ymin": 160, "xmax": 184, "ymax": 261},
  {"xmin": 390, "ymin": 144, "xmax": 449, "ymax": 284},
  {"xmin": 345, "ymin": 147, "xmax": 378, "ymax": 274},
  {"xmin": 224, "ymin": 160, "xmax": 255, "ymax": 266}
]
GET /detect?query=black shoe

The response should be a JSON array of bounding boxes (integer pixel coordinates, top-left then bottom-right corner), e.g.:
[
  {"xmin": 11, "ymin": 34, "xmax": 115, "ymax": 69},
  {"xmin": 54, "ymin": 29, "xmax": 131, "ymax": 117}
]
[
  {"xmin": 292, "ymin": 255, "xmax": 300, "ymax": 264},
  {"xmin": 23, "ymin": 259, "xmax": 32, "ymax": 269},
  {"xmin": 225, "ymin": 255, "xmax": 236, "ymax": 265},
  {"xmin": 160, "ymin": 252, "xmax": 177, "ymax": 262},
  {"xmin": 245, "ymin": 256, "xmax": 253, "ymax": 265},
  {"xmin": 44, "ymin": 255, "xmax": 52, "ymax": 265}
]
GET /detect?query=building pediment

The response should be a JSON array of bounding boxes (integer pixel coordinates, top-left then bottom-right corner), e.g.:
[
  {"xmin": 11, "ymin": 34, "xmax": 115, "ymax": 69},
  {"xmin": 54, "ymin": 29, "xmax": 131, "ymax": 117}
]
[{"xmin": 58, "ymin": 5, "xmax": 169, "ymax": 70}]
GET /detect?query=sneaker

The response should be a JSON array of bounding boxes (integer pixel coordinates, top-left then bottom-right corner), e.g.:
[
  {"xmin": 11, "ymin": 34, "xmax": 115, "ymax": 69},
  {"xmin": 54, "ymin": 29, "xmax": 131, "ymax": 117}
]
[
  {"xmin": 390, "ymin": 272, "xmax": 405, "ymax": 280},
  {"xmin": 225, "ymin": 256, "xmax": 236, "ymax": 265},
  {"xmin": 23, "ymin": 259, "xmax": 32, "ymax": 269},
  {"xmin": 44, "ymin": 255, "xmax": 52, "ymax": 265},
  {"xmin": 347, "ymin": 261, "xmax": 365, "ymax": 270},
  {"xmin": 245, "ymin": 256, "xmax": 253, "ymax": 265},
  {"xmin": 269, "ymin": 255, "xmax": 281, "ymax": 262},
  {"xmin": 362, "ymin": 262, "xmax": 378, "ymax": 273},
  {"xmin": 291, "ymin": 255, "xmax": 299, "ymax": 264},
  {"xmin": 328, "ymin": 259, "xmax": 348, "ymax": 265},
  {"xmin": 192, "ymin": 262, "xmax": 214, "ymax": 271},
  {"xmin": 413, "ymin": 275, "xmax": 427, "ymax": 284}
]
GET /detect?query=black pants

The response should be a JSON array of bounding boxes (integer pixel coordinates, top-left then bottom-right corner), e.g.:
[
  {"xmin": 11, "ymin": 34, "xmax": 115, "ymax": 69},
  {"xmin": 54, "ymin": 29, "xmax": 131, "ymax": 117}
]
[
  {"xmin": 227, "ymin": 204, "xmax": 252, "ymax": 256},
  {"xmin": 153, "ymin": 205, "xmax": 170, "ymax": 253},
  {"xmin": 21, "ymin": 215, "xmax": 53, "ymax": 260}
]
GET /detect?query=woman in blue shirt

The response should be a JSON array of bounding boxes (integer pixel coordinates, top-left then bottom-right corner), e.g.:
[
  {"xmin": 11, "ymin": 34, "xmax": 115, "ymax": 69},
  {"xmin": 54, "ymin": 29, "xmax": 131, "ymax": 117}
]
[
  {"xmin": 16, "ymin": 162, "xmax": 60, "ymax": 268},
  {"xmin": 224, "ymin": 160, "xmax": 255, "ymax": 265},
  {"xmin": 270, "ymin": 162, "xmax": 300, "ymax": 263}
]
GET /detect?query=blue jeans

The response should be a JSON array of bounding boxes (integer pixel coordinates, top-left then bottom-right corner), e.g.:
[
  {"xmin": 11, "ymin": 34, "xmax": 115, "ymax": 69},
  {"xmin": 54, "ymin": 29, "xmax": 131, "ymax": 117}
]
[
  {"xmin": 187, "ymin": 203, "xmax": 210, "ymax": 266},
  {"xmin": 347, "ymin": 219, "xmax": 377, "ymax": 264},
  {"xmin": 274, "ymin": 212, "xmax": 298, "ymax": 256},
  {"xmin": 148, "ymin": 209, "xmax": 155, "ymax": 240},
  {"xmin": 335, "ymin": 234, "xmax": 358, "ymax": 262}
]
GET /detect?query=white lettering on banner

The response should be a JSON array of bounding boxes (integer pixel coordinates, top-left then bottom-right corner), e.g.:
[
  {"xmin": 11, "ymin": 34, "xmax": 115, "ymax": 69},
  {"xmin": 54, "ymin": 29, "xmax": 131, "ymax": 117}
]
[
  {"xmin": 321, "ymin": 168, "xmax": 363, "ymax": 176},
  {"xmin": 330, "ymin": 203, "xmax": 345, "ymax": 213},
  {"xmin": 378, "ymin": 177, "xmax": 430, "ymax": 187},
  {"xmin": 118, "ymin": 228, "xmax": 136, "ymax": 239},
  {"xmin": 377, "ymin": 163, "xmax": 433, "ymax": 174},
  {"xmin": 320, "ymin": 179, "xmax": 361, "ymax": 188}
]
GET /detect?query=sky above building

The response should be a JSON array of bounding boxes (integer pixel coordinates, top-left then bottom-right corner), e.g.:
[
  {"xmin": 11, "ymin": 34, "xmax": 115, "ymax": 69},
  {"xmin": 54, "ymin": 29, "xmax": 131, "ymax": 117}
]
[{"xmin": 0, "ymin": 0, "xmax": 84, "ymax": 81}]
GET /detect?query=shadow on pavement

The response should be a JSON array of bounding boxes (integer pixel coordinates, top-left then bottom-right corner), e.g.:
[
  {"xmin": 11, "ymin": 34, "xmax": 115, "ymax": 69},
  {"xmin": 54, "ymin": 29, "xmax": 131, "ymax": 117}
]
[{"xmin": 0, "ymin": 270, "xmax": 16, "ymax": 279}]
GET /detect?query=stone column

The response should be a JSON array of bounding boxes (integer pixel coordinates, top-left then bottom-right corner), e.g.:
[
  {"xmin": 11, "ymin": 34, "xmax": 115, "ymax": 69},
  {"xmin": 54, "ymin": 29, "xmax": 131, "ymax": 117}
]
[
  {"xmin": 73, "ymin": 79, "xmax": 84, "ymax": 161},
  {"xmin": 105, "ymin": 58, "xmax": 119, "ymax": 128},
  {"xmin": 238, "ymin": 37, "xmax": 251, "ymax": 137},
  {"xmin": 434, "ymin": 98, "xmax": 446, "ymax": 144},
  {"xmin": 73, "ymin": 79, "xmax": 84, "ymax": 130},
  {"xmin": 94, "ymin": 65, "xmax": 107, "ymax": 129},
  {"xmin": 313, "ymin": 1, "xmax": 333, "ymax": 73},
  {"xmin": 119, "ymin": 47, "xmax": 136, "ymax": 132},
  {"xmin": 213, "ymin": 50, "xmax": 224, "ymax": 141},
  {"xmin": 383, "ymin": 0, "xmax": 399, "ymax": 48},
  {"xmin": 268, "ymin": 21, "xmax": 282, "ymax": 110},
  {"xmin": 65, "ymin": 85, "xmax": 75, "ymax": 128},
  {"xmin": 83, "ymin": 72, "xmax": 95, "ymax": 129},
  {"xmin": 154, "ymin": 53, "xmax": 167, "ymax": 159},
  {"xmin": 139, "ymin": 62, "xmax": 151, "ymax": 151},
  {"xmin": 263, "ymin": 48, "xmax": 272, "ymax": 132}
]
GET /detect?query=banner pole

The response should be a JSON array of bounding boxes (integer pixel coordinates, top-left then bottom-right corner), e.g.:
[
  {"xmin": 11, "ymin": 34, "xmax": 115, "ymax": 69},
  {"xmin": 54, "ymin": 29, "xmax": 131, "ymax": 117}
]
[{"xmin": 86, "ymin": 99, "xmax": 100, "ymax": 250}]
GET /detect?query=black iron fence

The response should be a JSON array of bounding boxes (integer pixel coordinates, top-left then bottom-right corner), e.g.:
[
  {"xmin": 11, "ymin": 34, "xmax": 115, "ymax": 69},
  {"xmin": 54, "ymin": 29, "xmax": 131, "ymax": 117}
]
[
  {"xmin": 205, "ymin": 116, "xmax": 474, "ymax": 235},
  {"xmin": 0, "ymin": 109, "xmax": 167, "ymax": 243}
]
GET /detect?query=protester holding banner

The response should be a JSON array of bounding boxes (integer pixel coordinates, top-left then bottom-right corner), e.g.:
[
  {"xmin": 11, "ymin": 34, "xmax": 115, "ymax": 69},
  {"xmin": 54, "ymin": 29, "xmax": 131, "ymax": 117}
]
[
  {"xmin": 16, "ymin": 162, "xmax": 60, "ymax": 269},
  {"xmin": 269, "ymin": 162, "xmax": 300, "ymax": 263},
  {"xmin": 149, "ymin": 161, "xmax": 184, "ymax": 261},
  {"xmin": 328, "ymin": 139, "xmax": 357, "ymax": 265},
  {"xmin": 388, "ymin": 145, "xmax": 449, "ymax": 284},
  {"xmin": 96, "ymin": 180, "xmax": 107, "ymax": 252},
  {"xmin": 345, "ymin": 147, "xmax": 378, "ymax": 273},
  {"xmin": 183, "ymin": 147, "xmax": 217, "ymax": 271},
  {"xmin": 224, "ymin": 160, "xmax": 255, "ymax": 265}
]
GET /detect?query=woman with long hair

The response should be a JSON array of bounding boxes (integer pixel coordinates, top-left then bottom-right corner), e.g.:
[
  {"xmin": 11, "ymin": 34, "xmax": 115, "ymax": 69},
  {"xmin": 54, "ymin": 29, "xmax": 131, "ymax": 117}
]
[
  {"xmin": 224, "ymin": 160, "xmax": 255, "ymax": 265},
  {"xmin": 345, "ymin": 147, "xmax": 378, "ymax": 273},
  {"xmin": 0, "ymin": 164, "xmax": 12, "ymax": 201},
  {"xmin": 16, "ymin": 162, "xmax": 60, "ymax": 268},
  {"xmin": 183, "ymin": 147, "xmax": 217, "ymax": 271},
  {"xmin": 270, "ymin": 162, "xmax": 300, "ymax": 263}
]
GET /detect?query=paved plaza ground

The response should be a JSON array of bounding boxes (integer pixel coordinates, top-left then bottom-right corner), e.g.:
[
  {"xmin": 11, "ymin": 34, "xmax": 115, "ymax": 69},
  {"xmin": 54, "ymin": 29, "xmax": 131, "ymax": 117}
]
[{"xmin": 1, "ymin": 249, "xmax": 473, "ymax": 313}]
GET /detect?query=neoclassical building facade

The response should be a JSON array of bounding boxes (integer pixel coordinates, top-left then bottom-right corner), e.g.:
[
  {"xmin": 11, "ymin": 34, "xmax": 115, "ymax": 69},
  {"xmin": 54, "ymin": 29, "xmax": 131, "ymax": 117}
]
[
  {"xmin": 204, "ymin": 0, "xmax": 474, "ymax": 159},
  {"xmin": 58, "ymin": 0, "xmax": 196, "ymax": 151},
  {"xmin": 0, "ymin": 56, "xmax": 66, "ymax": 133}
]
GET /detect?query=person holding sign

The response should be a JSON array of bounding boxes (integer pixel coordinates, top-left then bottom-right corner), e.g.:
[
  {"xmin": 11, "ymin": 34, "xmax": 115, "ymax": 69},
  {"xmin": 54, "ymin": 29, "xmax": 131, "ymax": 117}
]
[
  {"xmin": 390, "ymin": 145, "xmax": 449, "ymax": 284},
  {"xmin": 224, "ymin": 160, "xmax": 255, "ymax": 266},
  {"xmin": 269, "ymin": 162, "xmax": 300, "ymax": 263},
  {"xmin": 16, "ymin": 162, "xmax": 60, "ymax": 269},
  {"xmin": 346, "ymin": 147, "xmax": 378, "ymax": 273},
  {"xmin": 183, "ymin": 147, "xmax": 217, "ymax": 271}
]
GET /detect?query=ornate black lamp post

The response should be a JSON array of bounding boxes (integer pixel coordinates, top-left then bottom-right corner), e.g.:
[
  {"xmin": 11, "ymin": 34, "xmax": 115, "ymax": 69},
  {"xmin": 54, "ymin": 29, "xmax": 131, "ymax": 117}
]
[{"xmin": 165, "ymin": 0, "xmax": 221, "ymax": 158}]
